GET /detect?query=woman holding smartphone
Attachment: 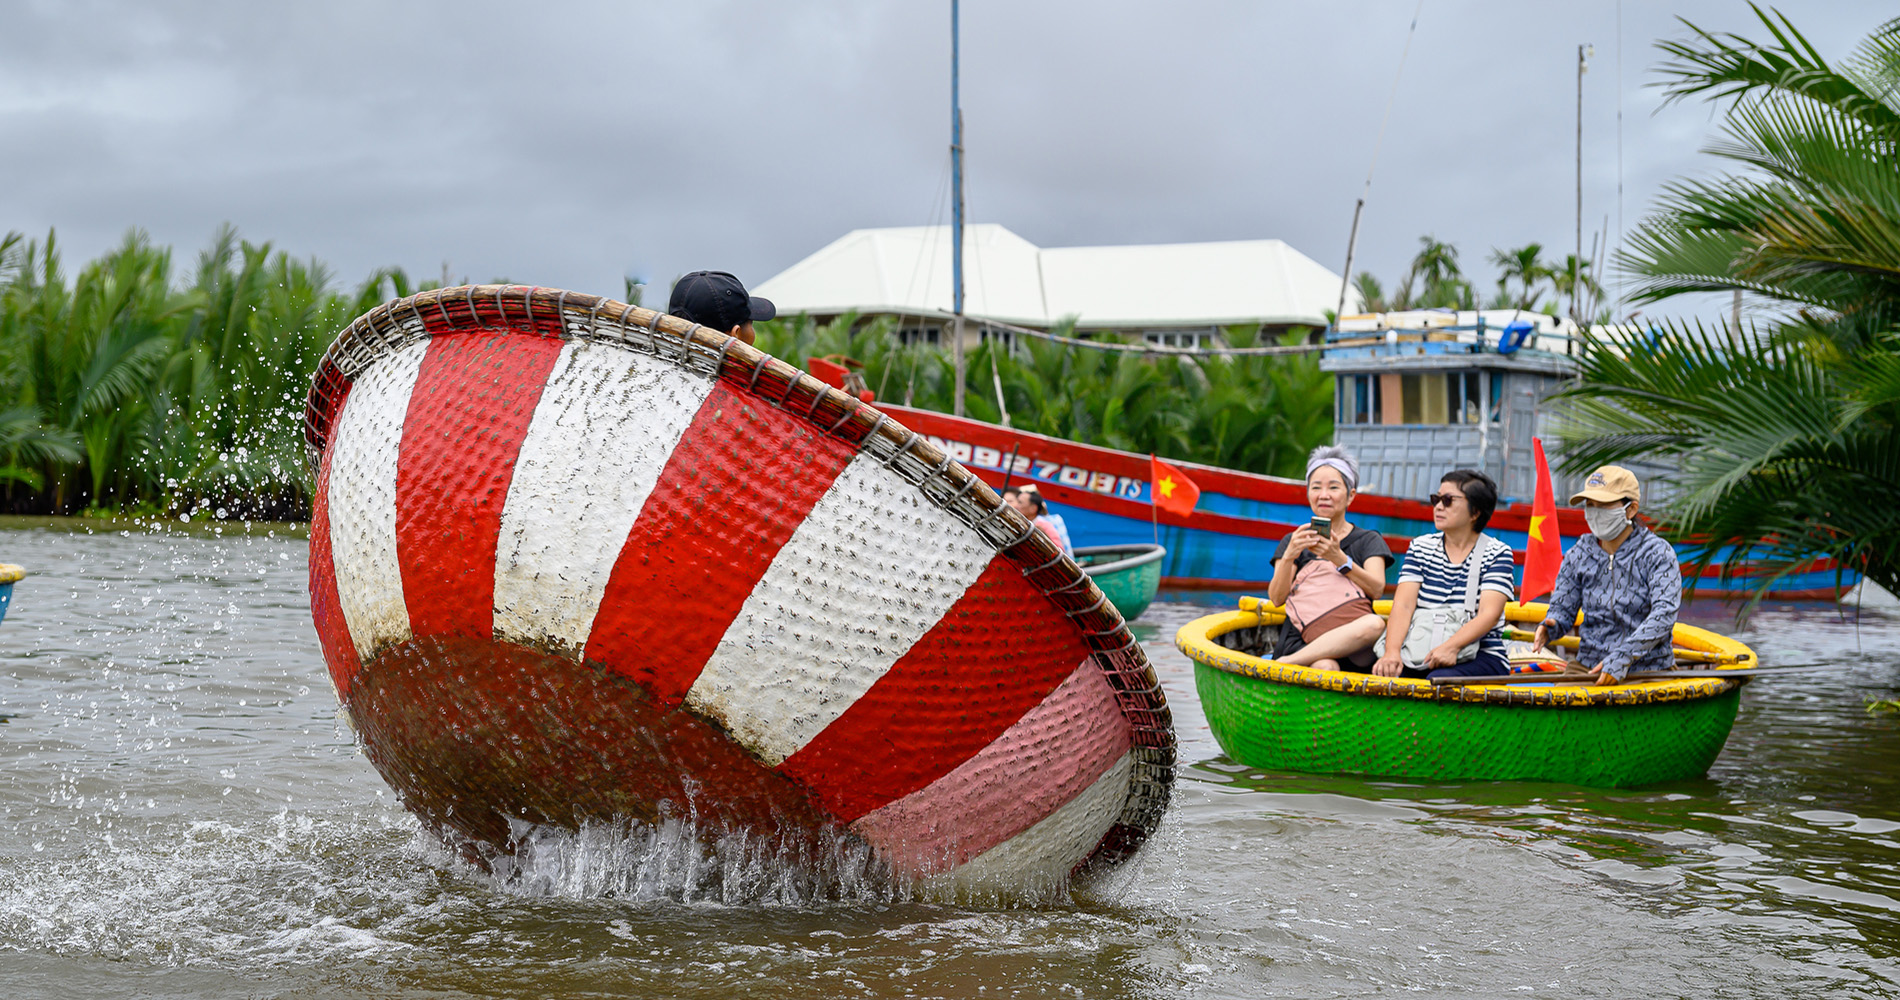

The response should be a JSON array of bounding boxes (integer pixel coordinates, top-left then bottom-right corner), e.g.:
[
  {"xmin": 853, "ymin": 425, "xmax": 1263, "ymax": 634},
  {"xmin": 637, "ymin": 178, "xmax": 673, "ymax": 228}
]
[{"xmin": 1264, "ymin": 446, "xmax": 1392, "ymax": 670}]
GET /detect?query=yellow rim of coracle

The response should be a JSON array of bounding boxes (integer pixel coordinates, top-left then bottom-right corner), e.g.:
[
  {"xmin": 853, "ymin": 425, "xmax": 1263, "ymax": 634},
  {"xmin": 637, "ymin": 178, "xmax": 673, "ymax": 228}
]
[
  {"xmin": 1176, "ymin": 599, "xmax": 1757, "ymax": 707},
  {"xmin": 0, "ymin": 564, "xmax": 25, "ymax": 585}
]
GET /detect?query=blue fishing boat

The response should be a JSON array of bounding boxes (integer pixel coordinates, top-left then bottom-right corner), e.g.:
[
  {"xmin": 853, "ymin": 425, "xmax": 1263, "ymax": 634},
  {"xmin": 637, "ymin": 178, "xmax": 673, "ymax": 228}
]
[{"xmin": 880, "ymin": 310, "xmax": 1857, "ymax": 600}]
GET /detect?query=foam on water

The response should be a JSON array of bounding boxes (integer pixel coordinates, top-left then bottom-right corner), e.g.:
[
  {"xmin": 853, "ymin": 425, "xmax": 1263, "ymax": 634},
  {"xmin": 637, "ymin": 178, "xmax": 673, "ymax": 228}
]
[{"xmin": 0, "ymin": 810, "xmax": 424, "ymax": 967}]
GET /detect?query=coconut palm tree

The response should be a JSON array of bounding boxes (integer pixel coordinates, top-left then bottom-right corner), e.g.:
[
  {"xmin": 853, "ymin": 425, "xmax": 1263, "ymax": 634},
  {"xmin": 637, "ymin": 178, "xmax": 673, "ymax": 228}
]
[
  {"xmin": 1352, "ymin": 273, "xmax": 1389, "ymax": 313},
  {"xmin": 1488, "ymin": 243, "xmax": 1552, "ymax": 311},
  {"xmin": 1377, "ymin": 236, "xmax": 1474, "ymax": 311},
  {"xmin": 1547, "ymin": 254, "xmax": 1605, "ymax": 321},
  {"xmin": 1556, "ymin": 7, "xmax": 1900, "ymax": 603}
]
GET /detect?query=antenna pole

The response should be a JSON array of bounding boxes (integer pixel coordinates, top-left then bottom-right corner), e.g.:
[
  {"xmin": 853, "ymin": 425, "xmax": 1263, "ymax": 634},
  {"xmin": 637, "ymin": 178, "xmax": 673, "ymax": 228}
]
[
  {"xmin": 1575, "ymin": 42, "xmax": 1589, "ymax": 326},
  {"xmin": 951, "ymin": 0, "xmax": 967, "ymax": 417}
]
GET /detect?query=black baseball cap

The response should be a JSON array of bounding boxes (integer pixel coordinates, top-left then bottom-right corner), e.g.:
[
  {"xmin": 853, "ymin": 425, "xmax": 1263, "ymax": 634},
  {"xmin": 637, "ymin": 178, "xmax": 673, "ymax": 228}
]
[{"xmin": 667, "ymin": 270, "xmax": 775, "ymax": 331}]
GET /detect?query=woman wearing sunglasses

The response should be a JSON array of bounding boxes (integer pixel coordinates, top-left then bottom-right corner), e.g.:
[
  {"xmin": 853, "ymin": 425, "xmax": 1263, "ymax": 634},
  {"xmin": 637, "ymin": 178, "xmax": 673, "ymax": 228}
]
[
  {"xmin": 1265, "ymin": 446, "xmax": 1392, "ymax": 671},
  {"xmin": 1373, "ymin": 470, "xmax": 1514, "ymax": 679}
]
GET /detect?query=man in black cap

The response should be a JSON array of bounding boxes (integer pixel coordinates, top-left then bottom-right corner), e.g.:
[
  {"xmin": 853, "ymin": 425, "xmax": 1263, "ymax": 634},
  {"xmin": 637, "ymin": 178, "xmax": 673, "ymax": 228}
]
[{"xmin": 667, "ymin": 270, "xmax": 775, "ymax": 345}]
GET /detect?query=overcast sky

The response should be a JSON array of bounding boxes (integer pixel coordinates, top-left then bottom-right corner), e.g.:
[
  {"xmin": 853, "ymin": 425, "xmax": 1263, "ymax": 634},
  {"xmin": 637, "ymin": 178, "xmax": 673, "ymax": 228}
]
[{"xmin": 2, "ymin": 1, "xmax": 1884, "ymax": 320}]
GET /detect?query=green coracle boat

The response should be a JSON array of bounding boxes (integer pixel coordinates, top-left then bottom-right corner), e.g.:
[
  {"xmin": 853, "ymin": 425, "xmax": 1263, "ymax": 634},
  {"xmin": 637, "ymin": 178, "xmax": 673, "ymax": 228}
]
[
  {"xmin": 1074, "ymin": 544, "xmax": 1165, "ymax": 622},
  {"xmin": 1178, "ymin": 598, "xmax": 1757, "ymax": 788}
]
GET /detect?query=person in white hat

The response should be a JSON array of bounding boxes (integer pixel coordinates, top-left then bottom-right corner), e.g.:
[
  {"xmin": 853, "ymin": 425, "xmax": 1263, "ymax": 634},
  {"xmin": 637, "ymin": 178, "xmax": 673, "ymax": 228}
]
[{"xmin": 1531, "ymin": 465, "xmax": 1683, "ymax": 685}]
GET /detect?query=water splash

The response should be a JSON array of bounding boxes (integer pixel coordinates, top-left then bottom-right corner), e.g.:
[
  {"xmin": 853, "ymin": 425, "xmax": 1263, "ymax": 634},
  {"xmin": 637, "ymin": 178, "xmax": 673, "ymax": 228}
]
[
  {"xmin": 459, "ymin": 816, "xmax": 898, "ymax": 907},
  {"xmin": 427, "ymin": 812, "xmax": 1123, "ymax": 910}
]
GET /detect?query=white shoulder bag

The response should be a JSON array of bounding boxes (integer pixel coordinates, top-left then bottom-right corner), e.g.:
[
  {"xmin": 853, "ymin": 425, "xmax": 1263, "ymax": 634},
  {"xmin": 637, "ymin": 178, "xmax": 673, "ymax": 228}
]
[{"xmin": 1375, "ymin": 534, "xmax": 1493, "ymax": 668}]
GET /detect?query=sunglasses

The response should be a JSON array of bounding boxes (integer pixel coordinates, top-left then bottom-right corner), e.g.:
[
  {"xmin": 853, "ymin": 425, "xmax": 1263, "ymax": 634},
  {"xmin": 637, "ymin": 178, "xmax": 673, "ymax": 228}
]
[{"xmin": 1426, "ymin": 493, "xmax": 1464, "ymax": 508}]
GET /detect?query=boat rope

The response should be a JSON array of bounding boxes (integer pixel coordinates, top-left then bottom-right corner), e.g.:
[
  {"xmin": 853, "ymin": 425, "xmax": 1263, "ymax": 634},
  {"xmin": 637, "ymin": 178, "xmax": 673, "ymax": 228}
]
[{"xmin": 980, "ymin": 316, "xmax": 1330, "ymax": 357}]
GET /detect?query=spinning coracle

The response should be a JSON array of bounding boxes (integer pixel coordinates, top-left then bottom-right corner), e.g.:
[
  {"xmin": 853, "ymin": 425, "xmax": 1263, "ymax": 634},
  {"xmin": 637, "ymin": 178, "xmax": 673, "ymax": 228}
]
[{"xmin": 303, "ymin": 285, "xmax": 1174, "ymax": 889}]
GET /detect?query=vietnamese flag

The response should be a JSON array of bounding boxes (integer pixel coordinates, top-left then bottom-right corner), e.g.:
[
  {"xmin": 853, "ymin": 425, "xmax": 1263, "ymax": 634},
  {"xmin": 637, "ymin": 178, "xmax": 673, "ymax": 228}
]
[
  {"xmin": 1519, "ymin": 436, "xmax": 1561, "ymax": 602},
  {"xmin": 1150, "ymin": 455, "xmax": 1201, "ymax": 517}
]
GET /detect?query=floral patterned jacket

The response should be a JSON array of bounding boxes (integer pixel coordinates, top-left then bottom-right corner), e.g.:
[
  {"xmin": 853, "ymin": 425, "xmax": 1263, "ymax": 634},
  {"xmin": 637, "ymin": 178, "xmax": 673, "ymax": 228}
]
[{"xmin": 1539, "ymin": 525, "xmax": 1682, "ymax": 680}]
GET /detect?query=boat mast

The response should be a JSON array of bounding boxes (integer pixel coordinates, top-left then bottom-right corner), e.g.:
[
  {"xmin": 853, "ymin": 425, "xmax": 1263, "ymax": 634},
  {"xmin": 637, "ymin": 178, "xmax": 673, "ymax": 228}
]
[{"xmin": 950, "ymin": 0, "xmax": 967, "ymax": 416}]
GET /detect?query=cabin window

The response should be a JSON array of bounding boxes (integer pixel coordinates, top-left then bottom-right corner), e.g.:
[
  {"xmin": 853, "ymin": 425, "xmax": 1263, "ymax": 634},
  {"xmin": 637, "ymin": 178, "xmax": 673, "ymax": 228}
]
[
  {"xmin": 1397, "ymin": 374, "xmax": 1431, "ymax": 423},
  {"xmin": 1354, "ymin": 371, "xmax": 1493, "ymax": 425},
  {"xmin": 1336, "ymin": 374, "xmax": 1385, "ymax": 425},
  {"xmin": 1453, "ymin": 371, "xmax": 1482, "ymax": 424}
]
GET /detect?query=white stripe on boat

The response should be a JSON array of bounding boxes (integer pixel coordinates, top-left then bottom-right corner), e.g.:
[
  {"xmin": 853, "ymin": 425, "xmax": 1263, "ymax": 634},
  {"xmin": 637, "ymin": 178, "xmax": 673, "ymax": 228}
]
[
  {"xmin": 492, "ymin": 341, "xmax": 712, "ymax": 657},
  {"xmin": 685, "ymin": 453, "xmax": 994, "ymax": 766},
  {"xmin": 327, "ymin": 341, "xmax": 429, "ymax": 663}
]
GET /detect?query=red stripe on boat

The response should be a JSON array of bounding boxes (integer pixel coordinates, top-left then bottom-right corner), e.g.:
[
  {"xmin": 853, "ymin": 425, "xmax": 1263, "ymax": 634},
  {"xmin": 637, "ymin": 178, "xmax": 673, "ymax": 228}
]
[
  {"xmin": 308, "ymin": 382, "xmax": 361, "ymax": 698},
  {"xmin": 583, "ymin": 381, "xmax": 858, "ymax": 703},
  {"xmin": 395, "ymin": 332, "xmax": 563, "ymax": 639},
  {"xmin": 775, "ymin": 557, "xmax": 1093, "ymax": 823},
  {"xmin": 849, "ymin": 662, "xmax": 1131, "ymax": 873}
]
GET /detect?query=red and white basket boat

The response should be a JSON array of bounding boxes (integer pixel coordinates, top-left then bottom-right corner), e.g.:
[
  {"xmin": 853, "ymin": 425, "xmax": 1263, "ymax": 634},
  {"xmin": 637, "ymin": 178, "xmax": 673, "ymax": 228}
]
[{"xmin": 303, "ymin": 285, "xmax": 1174, "ymax": 890}]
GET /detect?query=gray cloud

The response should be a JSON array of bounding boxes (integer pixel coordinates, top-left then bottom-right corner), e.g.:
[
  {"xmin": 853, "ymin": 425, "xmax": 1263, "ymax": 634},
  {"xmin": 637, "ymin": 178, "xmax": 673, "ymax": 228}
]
[{"xmin": 2, "ymin": 0, "xmax": 1883, "ymax": 320}]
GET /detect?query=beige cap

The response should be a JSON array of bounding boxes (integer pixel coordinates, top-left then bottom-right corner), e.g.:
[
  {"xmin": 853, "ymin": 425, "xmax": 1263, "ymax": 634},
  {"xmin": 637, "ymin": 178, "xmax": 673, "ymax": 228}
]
[{"xmin": 1569, "ymin": 465, "xmax": 1640, "ymax": 504}]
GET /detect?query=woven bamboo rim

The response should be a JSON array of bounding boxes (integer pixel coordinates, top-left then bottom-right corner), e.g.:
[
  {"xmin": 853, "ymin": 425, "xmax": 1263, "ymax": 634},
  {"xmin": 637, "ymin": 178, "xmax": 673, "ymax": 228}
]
[
  {"xmin": 1178, "ymin": 599, "xmax": 1755, "ymax": 708},
  {"xmin": 305, "ymin": 284, "xmax": 1176, "ymax": 857}
]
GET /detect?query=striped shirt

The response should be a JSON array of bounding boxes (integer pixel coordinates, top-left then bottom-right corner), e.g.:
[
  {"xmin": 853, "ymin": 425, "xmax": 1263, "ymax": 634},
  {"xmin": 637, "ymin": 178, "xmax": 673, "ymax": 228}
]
[{"xmin": 1398, "ymin": 532, "xmax": 1514, "ymax": 657}]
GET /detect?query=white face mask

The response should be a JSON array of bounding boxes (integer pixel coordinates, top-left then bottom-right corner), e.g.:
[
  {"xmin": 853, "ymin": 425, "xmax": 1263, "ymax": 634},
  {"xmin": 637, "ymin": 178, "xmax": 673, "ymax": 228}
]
[{"xmin": 1584, "ymin": 503, "xmax": 1632, "ymax": 542}]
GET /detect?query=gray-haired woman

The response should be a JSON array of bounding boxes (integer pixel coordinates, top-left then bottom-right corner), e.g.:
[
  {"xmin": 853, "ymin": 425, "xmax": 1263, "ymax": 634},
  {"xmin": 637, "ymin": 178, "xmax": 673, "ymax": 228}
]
[{"xmin": 1264, "ymin": 446, "xmax": 1393, "ymax": 670}]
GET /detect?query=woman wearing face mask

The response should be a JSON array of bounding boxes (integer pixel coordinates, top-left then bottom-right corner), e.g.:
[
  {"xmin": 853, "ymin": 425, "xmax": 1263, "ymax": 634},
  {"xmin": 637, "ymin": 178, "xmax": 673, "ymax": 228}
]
[{"xmin": 1531, "ymin": 465, "xmax": 1683, "ymax": 686}]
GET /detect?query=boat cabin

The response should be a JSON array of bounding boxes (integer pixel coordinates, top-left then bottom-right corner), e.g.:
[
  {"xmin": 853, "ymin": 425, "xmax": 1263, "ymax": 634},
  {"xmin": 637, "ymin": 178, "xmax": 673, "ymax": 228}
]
[{"xmin": 1323, "ymin": 310, "xmax": 1587, "ymax": 503}]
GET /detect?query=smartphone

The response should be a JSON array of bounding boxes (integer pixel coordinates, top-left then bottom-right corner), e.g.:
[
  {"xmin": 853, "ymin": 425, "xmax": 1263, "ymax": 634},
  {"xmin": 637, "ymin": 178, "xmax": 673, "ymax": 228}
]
[{"xmin": 1310, "ymin": 515, "xmax": 1331, "ymax": 536}]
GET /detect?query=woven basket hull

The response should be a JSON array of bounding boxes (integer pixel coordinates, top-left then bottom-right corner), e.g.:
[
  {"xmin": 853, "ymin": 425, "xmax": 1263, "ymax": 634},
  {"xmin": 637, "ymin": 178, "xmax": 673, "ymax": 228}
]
[
  {"xmin": 303, "ymin": 287, "xmax": 1173, "ymax": 890},
  {"xmin": 1194, "ymin": 661, "xmax": 1741, "ymax": 787},
  {"xmin": 1178, "ymin": 605, "xmax": 1752, "ymax": 788}
]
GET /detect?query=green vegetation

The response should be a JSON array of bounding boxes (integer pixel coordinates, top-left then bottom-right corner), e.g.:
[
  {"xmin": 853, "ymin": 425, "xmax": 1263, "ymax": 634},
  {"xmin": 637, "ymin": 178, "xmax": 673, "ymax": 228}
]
[
  {"xmin": 0, "ymin": 225, "xmax": 415, "ymax": 520},
  {"xmin": 753, "ymin": 314, "xmax": 1334, "ymax": 480},
  {"xmin": 1554, "ymin": 8, "xmax": 1900, "ymax": 603},
  {"xmin": 1355, "ymin": 236, "xmax": 1607, "ymax": 321},
  {"xmin": 1353, "ymin": 236, "xmax": 1475, "ymax": 312},
  {"xmin": 0, "ymin": 225, "xmax": 1335, "ymax": 521}
]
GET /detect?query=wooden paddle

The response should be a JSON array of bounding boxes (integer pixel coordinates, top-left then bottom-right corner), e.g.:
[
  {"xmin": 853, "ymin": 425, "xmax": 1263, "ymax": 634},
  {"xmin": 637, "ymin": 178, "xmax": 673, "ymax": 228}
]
[
  {"xmin": 1429, "ymin": 664, "xmax": 1830, "ymax": 687},
  {"xmin": 1498, "ymin": 627, "xmax": 1750, "ymax": 666}
]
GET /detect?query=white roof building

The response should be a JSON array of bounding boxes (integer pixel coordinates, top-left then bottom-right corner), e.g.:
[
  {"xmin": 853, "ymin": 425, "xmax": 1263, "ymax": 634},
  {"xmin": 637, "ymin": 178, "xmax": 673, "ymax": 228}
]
[{"xmin": 754, "ymin": 224, "xmax": 1354, "ymax": 337}]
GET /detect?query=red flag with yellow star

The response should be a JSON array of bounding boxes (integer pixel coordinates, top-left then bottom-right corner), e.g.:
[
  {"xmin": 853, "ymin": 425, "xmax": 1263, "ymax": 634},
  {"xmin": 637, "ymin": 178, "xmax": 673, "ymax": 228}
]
[
  {"xmin": 1150, "ymin": 455, "xmax": 1200, "ymax": 517},
  {"xmin": 1520, "ymin": 436, "xmax": 1561, "ymax": 602}
]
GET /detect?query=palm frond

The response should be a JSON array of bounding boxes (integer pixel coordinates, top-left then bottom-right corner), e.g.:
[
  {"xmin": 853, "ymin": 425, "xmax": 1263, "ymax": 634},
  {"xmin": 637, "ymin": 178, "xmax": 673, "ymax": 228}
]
[{"xmin": 1657, "ymin": 5, "xmax": 1900, "ymax": 138}]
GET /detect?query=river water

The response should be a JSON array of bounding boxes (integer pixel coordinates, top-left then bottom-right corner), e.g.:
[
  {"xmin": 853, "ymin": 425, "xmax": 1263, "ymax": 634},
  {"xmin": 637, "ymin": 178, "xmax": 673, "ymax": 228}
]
[{"xmin": 0, "ymin": 522, "xmax": 1896, "ymax": 998}]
